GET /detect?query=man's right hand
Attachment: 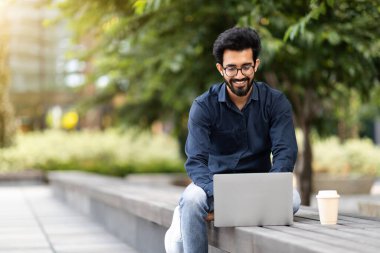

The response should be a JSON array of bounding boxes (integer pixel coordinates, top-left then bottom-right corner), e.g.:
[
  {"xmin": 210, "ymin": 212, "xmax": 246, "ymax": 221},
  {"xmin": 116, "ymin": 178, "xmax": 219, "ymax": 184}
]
[{"xmin": 206, "ymin": 212, "xmax": 214, "ymax": 221}]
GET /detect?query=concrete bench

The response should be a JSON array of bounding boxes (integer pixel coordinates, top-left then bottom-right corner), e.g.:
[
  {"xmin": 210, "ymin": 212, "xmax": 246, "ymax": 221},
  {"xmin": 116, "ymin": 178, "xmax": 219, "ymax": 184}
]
[
  {"xmin": 359, "ymin": 201, "xmax": 380, "ymax": 217},
  {"xmin": 48, "ymin": 171, "xmax": 380, "ymax": 253}
]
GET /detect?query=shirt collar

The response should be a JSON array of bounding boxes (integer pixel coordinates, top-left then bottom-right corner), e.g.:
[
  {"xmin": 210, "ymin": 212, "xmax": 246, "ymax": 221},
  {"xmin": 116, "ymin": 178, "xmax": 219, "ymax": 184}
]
[{"xmin": 218, "ymin": 82, "xmax": 259, "ymax": 103}]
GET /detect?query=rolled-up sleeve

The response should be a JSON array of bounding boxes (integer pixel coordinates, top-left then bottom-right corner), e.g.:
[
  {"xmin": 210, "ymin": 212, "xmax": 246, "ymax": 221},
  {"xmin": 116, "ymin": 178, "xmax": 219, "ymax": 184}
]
[
  {"xmin": 269, "ymin": 94, "xmax": 298, "ymax": 172},
  {"xmin": 185, "ymin": 100, "xmax": 214, "ymax": 197}
]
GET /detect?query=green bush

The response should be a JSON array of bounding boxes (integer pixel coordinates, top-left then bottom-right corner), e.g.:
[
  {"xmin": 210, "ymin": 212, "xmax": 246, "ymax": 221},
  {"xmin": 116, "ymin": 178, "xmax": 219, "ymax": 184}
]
[
  {"xmin": 0, "ymin": 129, "xmax": 184, "ymax": 176},
  {"xmin": 313, "ymin": 137, "xmax": 380, "ymax": 176},
  {"xmin": 38, "ymin": 159, "xmax": 184, "ymax": 177},
  {"xmin": 3, "ymin": 129, "xmax": 379, "ymax": 177}
]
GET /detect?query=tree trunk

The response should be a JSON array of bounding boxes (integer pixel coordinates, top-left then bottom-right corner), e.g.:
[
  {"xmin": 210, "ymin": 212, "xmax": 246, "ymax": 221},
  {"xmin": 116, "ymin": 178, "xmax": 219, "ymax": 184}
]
[
  {"xmin": 281, "ymin": 77, "xmax": 315, "ymax": 206},
  {"xmin": 294, "ymin": 88, "xmax": 315, "ymax": 206},
  {"xmin": 297, "ymin": 121, "xmax": 313, "ymax": 205}
]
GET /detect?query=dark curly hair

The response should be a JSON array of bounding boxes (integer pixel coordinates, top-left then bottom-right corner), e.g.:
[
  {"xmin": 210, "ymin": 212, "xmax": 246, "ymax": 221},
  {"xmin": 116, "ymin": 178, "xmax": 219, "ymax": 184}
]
[{"xmin": 213, "ymin": 27, "xmax": 261, "ymax": 64}]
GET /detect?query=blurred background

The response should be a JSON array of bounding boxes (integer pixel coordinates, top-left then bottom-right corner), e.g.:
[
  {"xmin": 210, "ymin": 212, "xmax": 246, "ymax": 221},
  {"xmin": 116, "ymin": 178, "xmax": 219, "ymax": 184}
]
[{"xmin": 1, "ymin": 0, "xmax": 380, "ymax": 210}]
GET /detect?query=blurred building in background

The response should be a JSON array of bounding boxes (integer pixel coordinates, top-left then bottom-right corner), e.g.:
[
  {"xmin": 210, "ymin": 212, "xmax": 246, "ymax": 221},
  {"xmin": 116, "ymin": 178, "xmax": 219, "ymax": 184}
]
[{"xmin": 4, "ymin": 0, "xmax": 80, "ymax": 131}]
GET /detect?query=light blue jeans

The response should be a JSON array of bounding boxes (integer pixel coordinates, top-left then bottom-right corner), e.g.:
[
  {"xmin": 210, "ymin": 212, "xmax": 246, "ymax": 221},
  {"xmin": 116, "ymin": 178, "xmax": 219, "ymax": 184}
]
[{"xmin": 179, "ymin": 183, "xmax": 301, "ymax": 253}]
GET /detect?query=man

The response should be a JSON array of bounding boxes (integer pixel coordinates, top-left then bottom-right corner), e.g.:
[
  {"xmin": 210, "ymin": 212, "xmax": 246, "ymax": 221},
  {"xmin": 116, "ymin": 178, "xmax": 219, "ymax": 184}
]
[{"xmin": 165, "ymin": 27, "xmax": 300, "ymax": 253}]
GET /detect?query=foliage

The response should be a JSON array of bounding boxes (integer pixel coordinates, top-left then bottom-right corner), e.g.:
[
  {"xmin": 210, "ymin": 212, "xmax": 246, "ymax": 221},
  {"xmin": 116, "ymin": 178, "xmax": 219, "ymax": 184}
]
[
  {"xmin": 3, "ymin": 128, "xmax": 379, "ymax": 177},
  {"xmin": 313, "ymin": 137, "xmax": 380, "ymax": 176},
  {"xmin": 51, "ymin": 0, "xmax": 380, "ymax": 141},
  {"xmin": 296, "ymin": 130, "xmax": 380, "ymax": 176},
  {"xmin": 240, "ymin": 0, "xmax": 380, "ymax": 124},
  {"xmin": 49, "ymin": 0, "xmax": 252, "ymax": 146},
  {"xmin": 237, "ymin": 0, "xmax": 380, "ymax": 204},
  {"xmin": 50, "ymin": 0, "xmax": 380, "ymax": 204},
  {"xmin": 0, "ymin": 129, "xmax": 184, "ymax": 176}
]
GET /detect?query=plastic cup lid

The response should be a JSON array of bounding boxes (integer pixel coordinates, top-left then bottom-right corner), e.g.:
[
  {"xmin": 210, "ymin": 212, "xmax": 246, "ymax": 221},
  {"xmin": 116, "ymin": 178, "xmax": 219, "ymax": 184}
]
[{"xmin": 316, "ymin": 190, "xmax": 340, "ymax": 198}]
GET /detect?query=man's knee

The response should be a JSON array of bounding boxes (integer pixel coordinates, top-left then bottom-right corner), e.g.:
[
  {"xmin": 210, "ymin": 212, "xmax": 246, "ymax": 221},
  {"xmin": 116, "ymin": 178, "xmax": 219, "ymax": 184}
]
[
  {"xmin": 293, "ymin": 188, "xmax": 301, "ymax": 214},
  {"xmin": 180, "ymin": 183, "xmax": 208, "ymax": 209}
]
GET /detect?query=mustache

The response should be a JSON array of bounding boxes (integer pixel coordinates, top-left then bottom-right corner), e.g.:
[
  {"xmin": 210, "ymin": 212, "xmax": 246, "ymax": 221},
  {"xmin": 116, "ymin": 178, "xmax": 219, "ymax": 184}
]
[{"xmin": 231, "ymin": 77, "xmax": 249, "ymax": 83}]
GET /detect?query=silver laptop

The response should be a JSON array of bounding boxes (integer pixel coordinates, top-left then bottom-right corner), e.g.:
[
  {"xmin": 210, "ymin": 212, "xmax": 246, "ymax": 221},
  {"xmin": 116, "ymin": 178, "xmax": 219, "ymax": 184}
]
[{"xmin": 213, "ymin": 172, "xmax": 293, "ymax": 227}]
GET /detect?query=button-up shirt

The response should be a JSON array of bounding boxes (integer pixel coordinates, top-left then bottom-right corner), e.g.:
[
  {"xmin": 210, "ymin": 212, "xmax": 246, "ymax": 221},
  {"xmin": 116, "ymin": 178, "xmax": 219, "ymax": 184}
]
[{"xmin": 185, "ymin": 81, "xmax": 298, "ymax": 197}]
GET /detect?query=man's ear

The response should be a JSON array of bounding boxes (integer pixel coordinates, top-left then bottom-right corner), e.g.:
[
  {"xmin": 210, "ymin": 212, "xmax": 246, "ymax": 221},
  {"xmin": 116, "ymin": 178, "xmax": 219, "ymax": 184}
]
[
  {"xmin": 216, "ymin": 63, "xmax": 224, "ymax": 76},
  {"xmin": 254, "ymin": 59, "xmax": 261, "ymax": 72}
]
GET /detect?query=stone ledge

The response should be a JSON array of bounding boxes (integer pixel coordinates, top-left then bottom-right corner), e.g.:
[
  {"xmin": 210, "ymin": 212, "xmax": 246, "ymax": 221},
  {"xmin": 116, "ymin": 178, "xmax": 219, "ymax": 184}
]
[
  {"xmin": 125, "ymin": 173, "xmax": 191, "ymax": 187},
  {"xmin": 49, "ymin": 171, "xmax": 182, "ymax": 227},
  {"xmin": 0, "ymin": 169, "xmax": 46, "ymax": 185},
  {"xmin": 359, "ymin": 201, "xmax": 380, "ymax": 217},
  {"xmin": 48, "ymin": 171, "xmax": 380, "ymax": 253},
  {"xmin": 313, "ymin": 174, "xmax": 376, "ymax": 194}
]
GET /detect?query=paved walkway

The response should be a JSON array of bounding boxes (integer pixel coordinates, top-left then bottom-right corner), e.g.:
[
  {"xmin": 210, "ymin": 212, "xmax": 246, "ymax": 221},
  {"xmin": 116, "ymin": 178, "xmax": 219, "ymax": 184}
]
[{"xmin": 0, "ymin": 185, "xmax": 139, "ymax": 253}]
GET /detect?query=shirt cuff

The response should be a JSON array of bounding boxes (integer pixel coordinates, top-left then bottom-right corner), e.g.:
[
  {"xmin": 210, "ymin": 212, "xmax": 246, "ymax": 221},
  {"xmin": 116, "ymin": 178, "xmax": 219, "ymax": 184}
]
[
  {"xmin": 204, "ymin": 181, "xmax": 214, "ymax": 197},
  {"xmin": 270, "ymin": 166, "xmax": 294, "ymax": 173}
]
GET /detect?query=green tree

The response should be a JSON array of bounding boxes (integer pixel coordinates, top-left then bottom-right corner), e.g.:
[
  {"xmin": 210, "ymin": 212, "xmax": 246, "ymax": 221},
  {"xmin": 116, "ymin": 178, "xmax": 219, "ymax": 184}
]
[
  {"xmin": 240, "ymin": 0, "xmax": 380, "ymax": 204},
  {"xmin": 53, "ymin": 0, "xmax": 380, "ymax": 204},
  {"xmin": 52, "ymin": 0, "xmax": 252, "ymax": 150}
]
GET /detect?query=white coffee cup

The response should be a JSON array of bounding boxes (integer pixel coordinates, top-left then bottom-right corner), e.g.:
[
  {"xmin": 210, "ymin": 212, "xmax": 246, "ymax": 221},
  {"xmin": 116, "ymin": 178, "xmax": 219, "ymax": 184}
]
[{"xmin": 316, "ymin": 190, "xmax": 340, "ymax": 225}]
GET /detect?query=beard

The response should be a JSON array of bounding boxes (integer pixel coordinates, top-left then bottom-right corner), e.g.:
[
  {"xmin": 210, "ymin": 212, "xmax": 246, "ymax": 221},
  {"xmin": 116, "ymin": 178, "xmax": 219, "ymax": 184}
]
[{"xmin": 225, "ymin": 77, "xmax": 254, "ymax": 97}]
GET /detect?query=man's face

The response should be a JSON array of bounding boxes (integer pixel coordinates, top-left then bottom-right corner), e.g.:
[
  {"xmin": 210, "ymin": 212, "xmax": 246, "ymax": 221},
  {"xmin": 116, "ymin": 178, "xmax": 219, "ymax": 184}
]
[{"xmin": 216, "ymin": 49, "xmax": 260, "ymax": 97}]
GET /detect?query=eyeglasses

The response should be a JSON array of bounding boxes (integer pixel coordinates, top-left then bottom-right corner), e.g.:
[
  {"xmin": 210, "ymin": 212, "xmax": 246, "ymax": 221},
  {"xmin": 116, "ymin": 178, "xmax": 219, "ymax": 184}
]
[{"xmin": 223, "ymin": 64, "xmax": 255, "ymax": 77}]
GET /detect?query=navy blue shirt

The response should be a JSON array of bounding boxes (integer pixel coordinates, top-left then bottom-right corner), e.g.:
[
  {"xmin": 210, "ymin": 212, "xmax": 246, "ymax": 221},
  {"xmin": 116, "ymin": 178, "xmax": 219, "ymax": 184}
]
[{"xmin": 185, "ymin": 82, "xmax": 298, "ymax": 197}]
